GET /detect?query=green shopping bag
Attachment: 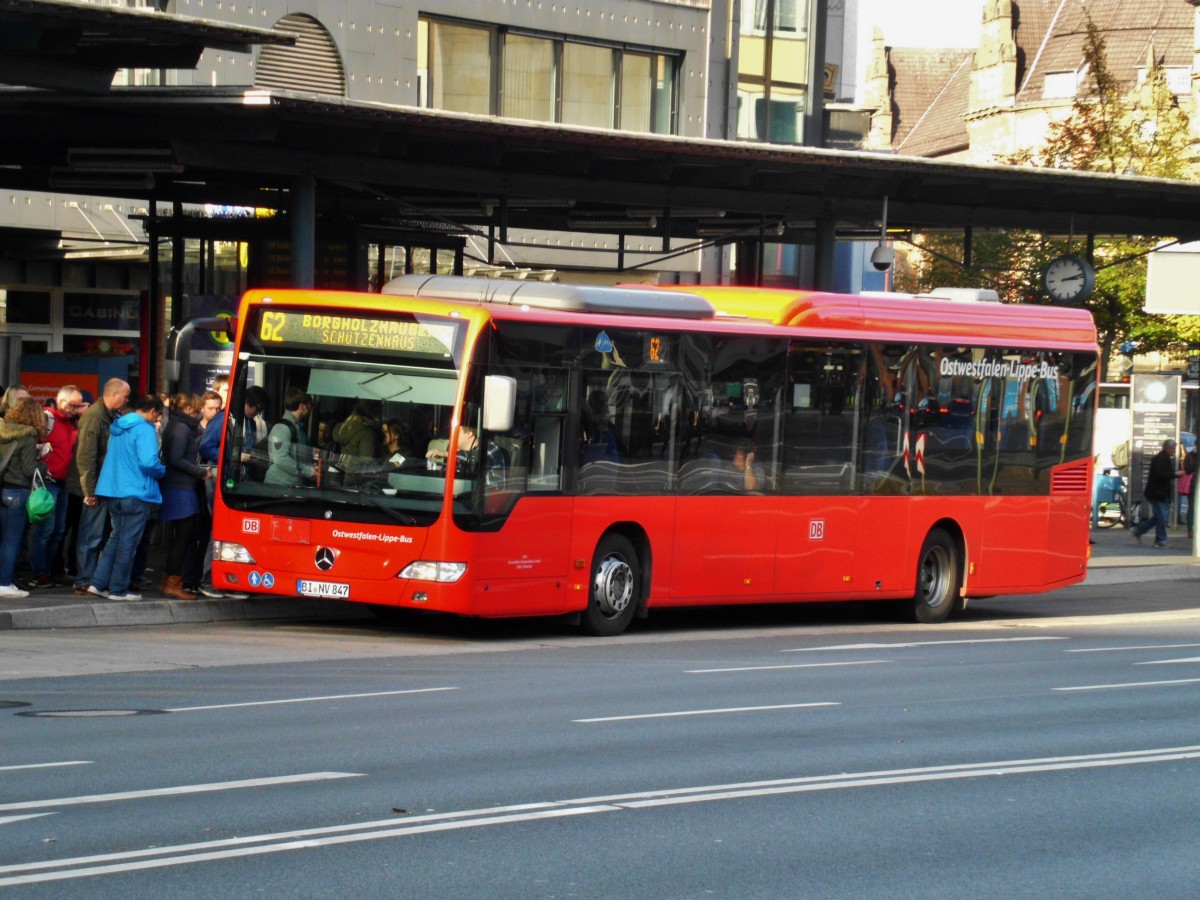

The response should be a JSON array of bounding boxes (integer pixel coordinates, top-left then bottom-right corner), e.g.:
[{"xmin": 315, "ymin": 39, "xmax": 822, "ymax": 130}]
[{"xmin": 27, "ymin": 470, "xmax": 55, "ymax": 524}]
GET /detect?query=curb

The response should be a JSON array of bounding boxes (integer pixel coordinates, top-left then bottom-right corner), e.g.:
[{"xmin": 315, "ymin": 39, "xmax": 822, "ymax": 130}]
[
  {"xmin": 1083, "ymin": 564, "xmax": 1200, "ymax": 586},
  {"xmin": 0, "ymin": 596, "xmax": 371, "ymax": 631}
]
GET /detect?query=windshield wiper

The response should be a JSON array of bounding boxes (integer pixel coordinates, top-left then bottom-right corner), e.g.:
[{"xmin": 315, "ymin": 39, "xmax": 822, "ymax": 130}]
[
  {"xmin": 321, "ymin": 487, "xmax": 418, "ymax": 525},
  {"xmin": 237, "ymin": 493, "xmax": 310, "ymax": 510}
]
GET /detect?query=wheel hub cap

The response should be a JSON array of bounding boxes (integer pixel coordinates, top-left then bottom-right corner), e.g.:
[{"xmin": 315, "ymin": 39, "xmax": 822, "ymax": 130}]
[{"xmin": 593, "ymin": 555, "xmax": 633, "ymax": 617}]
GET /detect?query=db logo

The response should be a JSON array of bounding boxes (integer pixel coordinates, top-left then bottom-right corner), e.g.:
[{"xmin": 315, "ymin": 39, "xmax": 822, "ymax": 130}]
[
  {"xmin": 243, "ymin": 518, "xmax": 261, "ymax": 534},
  {"xmin": 809, "ymin": 519, "xmax": 825, "ymax": 541}
]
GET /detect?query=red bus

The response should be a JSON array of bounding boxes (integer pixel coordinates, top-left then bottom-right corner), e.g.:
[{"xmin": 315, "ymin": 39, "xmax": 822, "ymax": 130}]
[{"xmin": 193, "ymin": 276, "xmax": 1097, "ymax": 634}]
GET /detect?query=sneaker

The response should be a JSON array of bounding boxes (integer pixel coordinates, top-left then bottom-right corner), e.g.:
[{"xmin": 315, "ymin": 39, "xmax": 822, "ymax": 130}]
[
  {"xmin": 1132, "ymin": 531, "xmax": 1144, "ymax": 544},
  {"xmin": 0, "ymin": 584, "xmax": 29, "ymax": 599},
  {"xmin": 223, "ymin": 591, "xmax": 250, "ymax": 600},
  {"xmin": 1153, "ymin": 542, "xmax": 1168, "ymax": 549},
  {"xmin": 73, "ymin": 584, "xmax": 91, "ymax": 596},
  {"xmin": 195, "ymin": 585, "xmax": 225, "ymax": 599},
  {"xmin": 31, "ymin": 573, "xmax": 53, "ymax": 588},
  {"xmin": 106, "ymin": 592, "xmax": 143, "ymax": 601},
  {"xmin": 86, "ymin": 585, "xmax": 109, "ymax": 599}
]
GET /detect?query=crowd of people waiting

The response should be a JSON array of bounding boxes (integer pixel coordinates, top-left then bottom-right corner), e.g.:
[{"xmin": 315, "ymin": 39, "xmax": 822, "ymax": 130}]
[{"xmin": 0, "ymin": 376, "xmax": 246, "ymax": 602}]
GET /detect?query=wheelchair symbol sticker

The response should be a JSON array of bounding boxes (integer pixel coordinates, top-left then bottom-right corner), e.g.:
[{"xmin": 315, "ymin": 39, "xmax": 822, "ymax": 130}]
[{"xmin": 262, "ymin": 573, "xmax": 275, "ymax": 589}]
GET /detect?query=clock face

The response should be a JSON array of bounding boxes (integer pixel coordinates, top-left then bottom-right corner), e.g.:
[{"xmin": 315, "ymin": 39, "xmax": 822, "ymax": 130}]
[{"xmin": 1042, "ymin": 254, "xmax": 1095, "ymax": 303}]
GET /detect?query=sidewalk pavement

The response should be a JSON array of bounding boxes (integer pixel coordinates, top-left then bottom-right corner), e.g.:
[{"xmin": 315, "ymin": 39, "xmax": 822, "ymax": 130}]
[{"xmin": 0, "ymin": 525, "xmax": 1196, "ymax": 631}]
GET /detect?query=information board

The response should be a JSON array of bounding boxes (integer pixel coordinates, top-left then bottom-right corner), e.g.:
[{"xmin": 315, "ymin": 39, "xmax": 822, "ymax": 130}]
[{"xmin": 1130, "ymin": 373, "xmax": 1180, "ymax": 503}]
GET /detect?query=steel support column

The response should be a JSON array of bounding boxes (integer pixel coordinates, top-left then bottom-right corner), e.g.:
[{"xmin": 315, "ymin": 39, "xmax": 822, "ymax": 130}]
[{"xmin": 291, "ymin": 174, "xmax": 316, "ymax": 288}]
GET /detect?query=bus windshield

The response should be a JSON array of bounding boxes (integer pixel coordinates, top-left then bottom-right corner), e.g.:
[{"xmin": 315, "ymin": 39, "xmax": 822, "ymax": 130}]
[{"xmin": 218, "ymin": 307, "xmax": 468, "ymax": 526}]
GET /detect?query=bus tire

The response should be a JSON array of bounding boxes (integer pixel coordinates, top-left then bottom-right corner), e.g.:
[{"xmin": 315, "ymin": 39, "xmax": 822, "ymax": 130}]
[
  {"xmin": 583, "ymin": 534, "xmax": 640, "ymax": 636},
  {"xmin": 912, "ymin": 528, "xmax": 961, "ymax": 625}
]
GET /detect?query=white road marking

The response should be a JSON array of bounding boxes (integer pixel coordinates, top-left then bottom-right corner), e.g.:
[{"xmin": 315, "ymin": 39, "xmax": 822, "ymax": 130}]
[
  {"xmin": 1054, "ymin": 678, "xmax": 1200, "ymax": 692},
  {"xmin": 0, "ymin": 772, "xmax": 361, "ymax": 812},
  {"xmin": 1067, "ymin": 643, "xmax": 1200, "ymax": 653},
  {"xmin": 165, "ymin": 686, "xmax": 458, "ymax": 712},
  {"xmin": 3, "ymin": 745, "xmax": 1198, "ymax": 886},
  {"xmin": 784, "ymin": 637, "xmax": 1067, "ymax": 652},
  {"xmin": 686, "ymin": 660, "xmax": 890, "ymax": 674},
  {"xmin": 574, "ymin": 703, "xmax": 838, "ymax": 723},
  {"xmin": 0, "ymin": 814, "xmax": 56, "ymax": 826},
  {"xmin": 0, "ymin": 761, "xmax": 91, "ymax": 772},
  {"xmin": 1136, "ymin": 657, "xmax": 1200, "ymax": 666}
]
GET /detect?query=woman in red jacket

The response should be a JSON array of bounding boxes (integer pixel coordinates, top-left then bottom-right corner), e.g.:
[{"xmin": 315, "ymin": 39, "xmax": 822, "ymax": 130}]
[{"xmin": 29, "ymin": 385, "xmax": 84, "ymax": 587}]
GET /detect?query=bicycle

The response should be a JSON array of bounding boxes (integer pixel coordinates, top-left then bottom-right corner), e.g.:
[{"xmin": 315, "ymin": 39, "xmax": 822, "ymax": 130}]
[{"xmin": 1094, "ymin": 469, "xmax": 1130, "ymax": 528}]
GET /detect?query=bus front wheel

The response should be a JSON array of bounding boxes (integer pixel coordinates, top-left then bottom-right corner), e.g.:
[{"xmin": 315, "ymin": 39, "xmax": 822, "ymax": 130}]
[
  {"xmin": 583, "ymin": 534, "xmax": 640, "ymax": 636},
  {"xmin": 912, "ymin": 529, "xmax": 961, "ymax": 624}
]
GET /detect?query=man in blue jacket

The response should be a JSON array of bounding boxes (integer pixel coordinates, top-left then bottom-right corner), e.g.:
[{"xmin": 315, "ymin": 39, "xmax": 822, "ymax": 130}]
[{"xmin": 86, "ymin": 395, "xmax": 166, "ymax": 602}]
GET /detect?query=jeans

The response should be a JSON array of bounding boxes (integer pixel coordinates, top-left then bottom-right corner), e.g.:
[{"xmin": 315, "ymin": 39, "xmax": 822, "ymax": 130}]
[
  {"xmin": 31, "ymin": 482, "xmax": 68, "ymax": 577},
  {"xmin": 74, "ymin": 500, "xmax": 109, "ymax": 589},
  {"xmin": 0, "ymin": 488, "xmax": 29, "ymax": 586},
  {"xmin": 90, "ymin": 497, "xmax": 153, "ymax": 595},
  {"xmin": 1135, "ymin": 498, "xmax": 1172, "ymax": 545}
]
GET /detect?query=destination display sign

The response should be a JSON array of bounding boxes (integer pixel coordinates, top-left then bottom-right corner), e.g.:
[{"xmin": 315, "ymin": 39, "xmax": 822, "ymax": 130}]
[{"xmin": 257, "ymin": 310, "xmax": 458, "ymax": 358}]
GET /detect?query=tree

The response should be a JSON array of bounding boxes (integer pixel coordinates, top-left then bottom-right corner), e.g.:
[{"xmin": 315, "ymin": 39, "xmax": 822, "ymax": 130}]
[{"xmin": 900, "ymin": 17, "xmax": 1200, "ymax": 379}]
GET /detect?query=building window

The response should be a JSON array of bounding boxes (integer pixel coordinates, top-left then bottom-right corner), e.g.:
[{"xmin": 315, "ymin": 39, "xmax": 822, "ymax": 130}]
[
  {"xmin": 420, "ymin": 17, "xmax": 679, "ymax": 135},
  {"xmin": 1136, "ymin": 66, "xmax": 1191, "ymax": 96},
  {"xmin": 562, "ymin": 42, "xmax": 614, "ymax": 128},
  {"xmin": 1042, "ymin": 71, "xmax": 1078, "ymax": 100},
  {"xmin": 1, "ymin": 289, "xmax": 52, "ymax": 325},
  {"xmin": 503, "ymin": 34, "xmax": 556, "ymax": 122},
  {"xmin": 426, "ymin": 19, "xmax": 493, "ymax": 115},
  {"xmin": 737, "ymin": 0, "xmax": 810, "ymax": 144}
]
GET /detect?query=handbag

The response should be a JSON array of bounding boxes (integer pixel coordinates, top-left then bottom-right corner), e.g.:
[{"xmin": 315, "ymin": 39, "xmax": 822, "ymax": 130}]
[{"xmin": 27, "ymin": 469, "xmax": 55, "ymax": 525}]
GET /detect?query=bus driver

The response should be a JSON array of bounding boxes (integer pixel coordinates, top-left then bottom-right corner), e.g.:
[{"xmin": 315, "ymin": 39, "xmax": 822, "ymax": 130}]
[
  {"xmin": 426, "ymin": 425, "xmax": 506, "ymax": 488},
  {"xmin": 264, "ymin": 387, "xmax": 317, "ymax": 487}
]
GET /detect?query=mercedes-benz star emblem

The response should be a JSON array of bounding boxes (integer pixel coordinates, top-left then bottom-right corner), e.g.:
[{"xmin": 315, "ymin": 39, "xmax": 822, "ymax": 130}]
[{"xmin": 314, "ymin": 547, "xmax": 336, "ymax": 571}]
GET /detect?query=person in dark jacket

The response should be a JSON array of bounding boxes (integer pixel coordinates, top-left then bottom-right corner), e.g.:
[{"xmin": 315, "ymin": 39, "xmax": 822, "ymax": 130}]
[
  {"xmin": 1133, "ymin": 439, "xmax": 1179, "ymax": 549},
  {"xmin": 87, "ymin": 395, "xmax": 165, "ymax": 602},
  {"xmin": 159, "ymin": 393, "xmax": 211, "ymax": 600},
  {"xmin": 0, "ymin": 398, "xmax": 48, "ymax": 598},
  {"xmin": 1185, "ymin": 446, "xmax": 1197, "ymax": 541}
]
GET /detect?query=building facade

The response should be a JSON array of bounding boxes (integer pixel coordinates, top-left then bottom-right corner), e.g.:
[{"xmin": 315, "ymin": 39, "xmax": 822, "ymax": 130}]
[{"xmin": 862, "ymin": 0, "xmax": 1200, "ymax": 163}]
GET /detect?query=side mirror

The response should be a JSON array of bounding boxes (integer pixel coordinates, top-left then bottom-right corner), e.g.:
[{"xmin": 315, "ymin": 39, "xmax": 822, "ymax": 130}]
[{"xmin": 482, "ymin": 375, "xmax": 517, "ymax": 433}]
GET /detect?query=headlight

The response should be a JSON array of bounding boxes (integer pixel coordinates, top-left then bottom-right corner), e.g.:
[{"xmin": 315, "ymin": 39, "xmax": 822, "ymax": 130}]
[
  {"xmin": 214, "ymin": 541, "xmax": 256, "ymax": 564},
  {"xmin": 398, "ymin": 561, "xmax": 467, "ymax": 583}
]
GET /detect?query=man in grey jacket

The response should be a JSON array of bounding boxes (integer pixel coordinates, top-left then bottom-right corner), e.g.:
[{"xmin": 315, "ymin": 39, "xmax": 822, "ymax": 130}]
[{"xmin": 67, "ymin": 378, "xmax": 130, "ymax": 595}]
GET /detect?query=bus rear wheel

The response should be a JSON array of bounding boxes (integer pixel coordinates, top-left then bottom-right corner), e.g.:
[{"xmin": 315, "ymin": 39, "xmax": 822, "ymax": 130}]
[
  {"xmin": 912, "ymin": 528, "xmax": 961, "ymax": 624},
  {"xmin": 583, "ymin": 534, "xmax": 640, "ymax": 636}
]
